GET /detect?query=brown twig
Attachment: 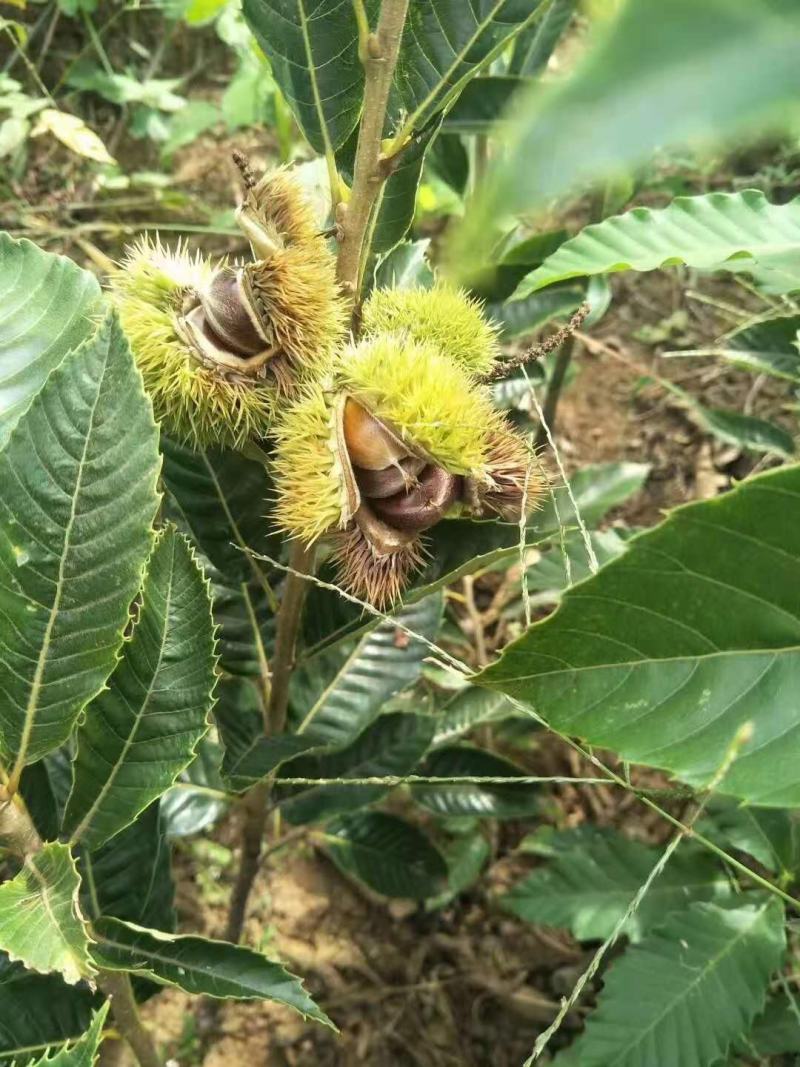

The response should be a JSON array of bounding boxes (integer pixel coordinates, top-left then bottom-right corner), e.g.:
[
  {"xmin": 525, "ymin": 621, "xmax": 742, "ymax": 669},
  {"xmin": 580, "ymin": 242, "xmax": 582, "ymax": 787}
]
[
  {"xmin": 481, "ymin": 303, "xmax": 590, "ymax": 383},
  {"xmin": 98, "ymin": 971, "xmax": 163, "ymax": 1067}
]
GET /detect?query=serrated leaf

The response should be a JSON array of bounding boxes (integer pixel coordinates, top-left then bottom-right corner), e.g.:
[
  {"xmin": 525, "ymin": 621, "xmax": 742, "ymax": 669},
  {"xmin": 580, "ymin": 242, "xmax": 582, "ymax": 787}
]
[
  {"xmin": 63, "ymin": 528, "xmax": 216, "ymax": 849},
  {"xmin": 503, "ymin": 827, "xmax": 730, "ymax": 942},
  {"xmin": 291, "ymin": 593, "xmax": 444, "ymax": 747},
  {"xmin": 161, "ymin": 738, "xmax": 228, "ymax": 838},
  {"xmin": 0, "ymin": 843, "xmax": 94, "ymax": 985},
  {"xmin": 452, "ymin": 0, "xmax": 800, "ymax": 271},
  {"xmin": 476, "ymin": 464, "xmax": 800, "ymax": 806},
  {"xmin": 374, "ymin": 240, "xmax": 434, "ymax": 290},
  {"xmin": 737, "ymin": 993, "xmax": 800, "ymax": 1057},
  {"xmin": 692, "ymin": 404, "xmax": 795, "ymax": 457},
  {"xmin": 393, "ymin": 1, "xmax": 546, "ymax": 133},
  {"xmin": 561, "ymin": 899, "xmax": 785, "ymax": 1067},
  {"xmin": 0, "ymin": 235, "xmax": 101, "ymax": 446},
  {"xmin": 323, "ymin": 811, "xmax": 447, "ymax": 899},
  {"xmin": 426, "ymin": 832, "xmax": 490, "ymax": 910},
  {"xmin": 161, "ymin": 436, "xmax": 278, "ymax": 584},
  {"xmin": 241, "ymin": 0, "xmax": 362, "ymax": 152},
  {"xmin": 80, "ymin": 803, "xmax": 175, "ymax": 931},
  {"xmin": 508, "ymin": 0, "xmax": 576, "ymax": 76},
  {"xmin": 26, "ymin": 1003, "xmax": 108, "ymax": 1067},
  {"xmin": 521, "ymin": 528, "xmax": 629, "ymax": 603},
  {"xmin": 432, "ymin": 687, "xmax": 517, "ymax": 746},
  {"xmin": 672, "ymin": 314, "xmax": 800, "ymax": 382},
  {"xmin": 277, "ymin": 712, "xmax": 434, "ymax": 824},
  {"xmin": 91, "ymin": 917, "xmax": 334, "ymax": 1026},
  {"xmin": 214, "ymin": 675, "xmax": 321, "ymax": 792},
  {"xmin": 0, "ymin": 312, "xmax": 160, "ymax": 778},
  {"xmin": 701, "ymin": 798, "xmax": 798, "ymax": 875},
  {"xmin": 514, "ymin": 191, "xmax": 800, "ymax": 298},
  {"xmin": 412, "ymin": 744, "xmax": 539, "ymax": 818},
  {"xmin": 489, "ymin": 285, "xmax": 585, "ymax": 340},
  {"xmin": 0, "ymin": 958, "xmax": 99, "ymax": 1065}
]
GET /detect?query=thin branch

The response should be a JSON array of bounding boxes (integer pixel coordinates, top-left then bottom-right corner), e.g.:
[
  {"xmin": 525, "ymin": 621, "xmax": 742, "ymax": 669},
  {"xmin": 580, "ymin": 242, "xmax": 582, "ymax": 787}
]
[
  {"xmin": 268, "ymin": 540, "xmax": 316, "ymax": 735},
  {"xmin": 335, "ymin": 0, "xmax": 411, "ymax": 303},
  {"xmin": 534, "ymin": 334, "xmax": 575, "ymax": 451},
  {"xmin": 98, "ymin": 971, "xmax": 164, "ymax": 1067},
  {"xmin": 480, "ymin": 303, "xmax": 590, "ymax": 383}
]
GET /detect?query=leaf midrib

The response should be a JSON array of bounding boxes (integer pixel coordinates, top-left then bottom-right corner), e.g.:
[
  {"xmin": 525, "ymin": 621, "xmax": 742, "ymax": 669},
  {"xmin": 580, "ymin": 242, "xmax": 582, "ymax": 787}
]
[
  {"xmin": 10, "ymin": 345, "xmax": 107, "ymax": 784},
  {"xmin": 608, "ymin": 905, "xmax": 768, "ymax": 1063},
  {"xmin": 68, "ymin": 537, "xmax": 175, "ymax": 845}
]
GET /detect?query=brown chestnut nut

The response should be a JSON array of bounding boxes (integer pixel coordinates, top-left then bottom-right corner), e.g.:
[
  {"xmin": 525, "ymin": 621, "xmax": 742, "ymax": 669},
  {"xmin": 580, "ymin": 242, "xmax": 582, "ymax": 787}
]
[
  {"xmin": 201, "ymin": 268, "xmax": 266, "ymax": 358},
  {"xmin": 343, "ymin": 398, "xmax": 411, "ymax": 471},
  {"xmin": 354, "ymin": 457, "xmax": 425, "ymax": 499},
  {"xmin": 371, "ymin": 464, "xmax": 461, "ymax": 532}
]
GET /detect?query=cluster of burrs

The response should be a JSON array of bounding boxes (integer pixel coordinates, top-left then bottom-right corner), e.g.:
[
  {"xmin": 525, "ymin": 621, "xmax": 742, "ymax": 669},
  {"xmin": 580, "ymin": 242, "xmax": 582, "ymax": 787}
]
[{"xmin": 111, "ymin": 159, "xmax": 543, "ymax": 606}]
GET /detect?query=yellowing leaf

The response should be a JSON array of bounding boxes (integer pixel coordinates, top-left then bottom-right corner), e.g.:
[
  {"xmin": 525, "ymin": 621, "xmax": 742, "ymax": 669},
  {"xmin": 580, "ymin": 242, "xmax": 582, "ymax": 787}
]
[{"xmin": 31, "ymin": 109, "xmax": 115, "ymax": 165}]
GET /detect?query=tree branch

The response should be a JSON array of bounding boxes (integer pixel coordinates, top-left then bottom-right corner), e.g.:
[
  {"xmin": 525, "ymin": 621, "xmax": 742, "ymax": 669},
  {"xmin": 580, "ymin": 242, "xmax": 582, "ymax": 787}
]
[
  {"xmin": 335, "ymin": 0, "xmax": 410, "ymax": 304},
  {"xmin": 98, "ymin": 971, "xmax": 164, "ymax": 1067}
]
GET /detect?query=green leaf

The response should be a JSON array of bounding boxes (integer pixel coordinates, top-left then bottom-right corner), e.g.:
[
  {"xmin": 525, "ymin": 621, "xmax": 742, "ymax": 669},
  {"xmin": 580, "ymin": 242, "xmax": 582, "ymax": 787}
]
[
  {"xmin": 412, "ymin": 745, "xmax": 539, "ymax": 818},
  {"xmin": 561, "ymin": 899, "xmax": 785, "ymax": 1067},
  {"xmin": 241, "ymin": 0, "xmax": 362, "ymax": 152},
  {"xmin": 547, "ymin": 462, "xmax": 651, "ymax": 531},
  {"xmin": 432, "ymin": 687, "xmax": 517, "ymax": 746},
  {"xmin": 80, "ymin": 803, "xmax": 176, "ymax": 931},
  {"xmin": 374, "ymin": 240, "xmax": 434, "ymax": 290},
  {"xmin": 426, "ymin": 132, "xmax": 469, "ymax": 195},
  {"xmin": 161, "ymin": 436, "xmax": 277, "ymax": 583},
  {"xmin": 488, "ymin": 285, "xmax": 585, "ymax": 340},
  {"xmin": 215, "ymin": 676, "xmax": 322, "ymax": 792},
  {"xmin": 0, "ymin": 235, "xmax": 101, "ymax": 447},
  {"xmin": 476, "ymin": 464, "xmax": 800, "ymax": 806},
  {"xmin": 700, "ymin": 798, "xmax": 798, "ymax": 875},
  {"xmin": 452, "ymin": 0, "xmax": 800, "ymax": 271},
  {"xmin": 503, "ymin": 827, "xmax": 730, "ymax": 942},
  {"xmin": 371, "ymin": 117, "xmax": 441, "ymax": 255},
  {"xmin": 63, "ymin": 528, "xmax": 216, "ymax": 849},
  {"xmin": 514, "ymin": 191, "xmax": 800, "ymax": 298},
  {"xmin": 508, "ymin": 0, "xmax": 576, "ymax": 76},
  {"xmin": 277, "ymin": 712, "xmax": 434, "ymax": 824},
  {"xmin": 443, "ymin": 76, "xmax": 526, "ymax": 135},
  {"xmin": 92, "ymin": 917, "xmax": 333, "ymax": 1026},
  {"xmin": 209, "ymin": 567, "xmax": 275, "ymax": 680},
  {"xmin": 291, "ymin": 593, "xmax": 444, "ymax": 747},
  {"xmin": 691, "ymin": 404, "xmax": 795, "ymax": 458},
  {"xmin": 0, "ymin": 312, "xmax": 160, "ymax": 776},
  {"xmin": 323, "ymin": 811, "xmax": 447, "ymax": 899},
  {"xmin": 0, "ymin": 843, "xmax": 94, "ymax": 986},
  {"xmin": 160, "ymin": 100, "xmax": 220, "ymax": 159},
  {"xmin": 27, "ymin": 1004, "xmax": 108, "ymax": 1067},
  {"xmin": 670, "ymin": 314, "xmax": 800, "ymax": 383},
  {"xmin": 394, "ymin": 1, "xmax": 546, "ymax": 134},
  {"xmin": 161, "ymin": 738, "xmax": 228, "ymax": 838},
  {"xmin": 426, "ymin": 832, "xmax": 490, "ymax": 909},
  {"xmin": 738, "ymin": 993, "xmax": 800, "ymax": 1057},
  {"xmin": 0, "ymin": 958, "xmax": 99, "ymax": 1065},
  {"xmin": 522, "ymin": 528, "xmax": 629, "ymax": 602},
  {"xmin": 472, "ymin": 229, "xmax": 569, "ymax": 303}
]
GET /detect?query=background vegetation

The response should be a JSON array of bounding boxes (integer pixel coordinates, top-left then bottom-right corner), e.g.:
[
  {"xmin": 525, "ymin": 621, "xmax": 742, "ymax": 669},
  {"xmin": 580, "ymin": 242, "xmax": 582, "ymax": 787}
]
[{"xmin": 3, "ymin": 1, "xmax": 800, "ymax": 1065}]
